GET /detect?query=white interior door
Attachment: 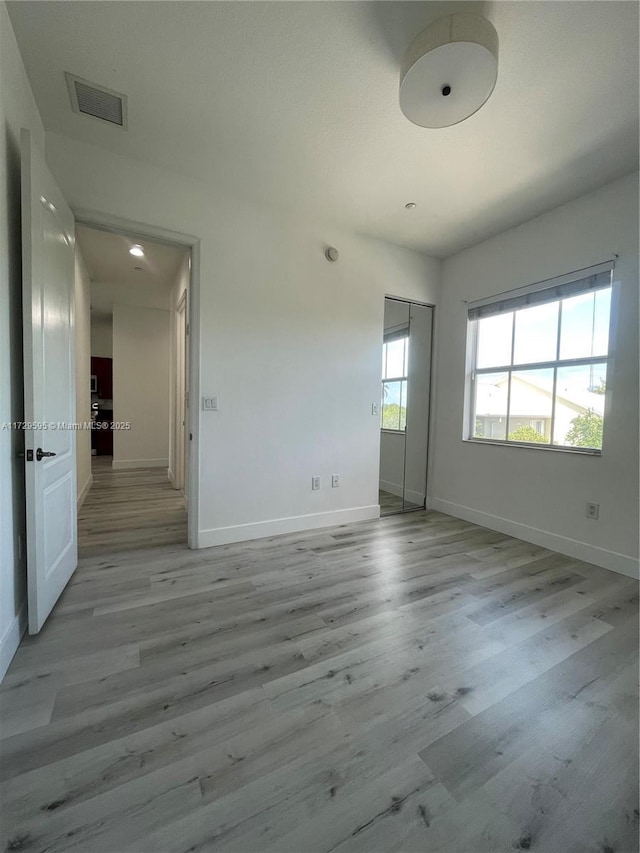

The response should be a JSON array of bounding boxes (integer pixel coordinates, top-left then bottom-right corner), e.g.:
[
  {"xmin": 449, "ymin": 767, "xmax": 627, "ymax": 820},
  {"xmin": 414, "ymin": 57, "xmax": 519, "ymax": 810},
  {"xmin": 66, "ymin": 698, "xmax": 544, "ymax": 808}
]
[{"xmin": 21, "ymin": 128, "xmax": 78, "ymax": 634}]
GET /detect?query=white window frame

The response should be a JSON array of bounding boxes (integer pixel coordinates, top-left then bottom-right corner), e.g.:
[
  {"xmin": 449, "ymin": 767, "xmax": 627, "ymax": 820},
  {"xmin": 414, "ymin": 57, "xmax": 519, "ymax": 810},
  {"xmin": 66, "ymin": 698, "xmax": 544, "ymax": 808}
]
[
  {"xmin": 381, "ymin": 333, "xmax": 409, "ymax": 433},
  {"xmin": 464, "ymin": 261, "xmax": 615, "ymax": 455}
]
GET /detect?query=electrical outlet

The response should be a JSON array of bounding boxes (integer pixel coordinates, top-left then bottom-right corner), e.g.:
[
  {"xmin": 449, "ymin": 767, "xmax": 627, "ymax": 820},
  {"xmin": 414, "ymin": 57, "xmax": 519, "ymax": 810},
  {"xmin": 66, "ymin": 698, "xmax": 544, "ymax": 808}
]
[
  {"xmin": 372, "ymin": 402, "xmax": 379, "ymax": 416},
  {"xmin": 331, "ymin": 475, "xmax": 340, "ymax": 488},
  {"xmin": 585, "ymin": 502, "xmax": 600, "ymax": 520},
  {"xmin": 202, "ymin": 396, "xmax": 218, "ymax": 411},
  {"xmin": 312, "ymin": 476, "xmax": 321, "ymax": 491}
]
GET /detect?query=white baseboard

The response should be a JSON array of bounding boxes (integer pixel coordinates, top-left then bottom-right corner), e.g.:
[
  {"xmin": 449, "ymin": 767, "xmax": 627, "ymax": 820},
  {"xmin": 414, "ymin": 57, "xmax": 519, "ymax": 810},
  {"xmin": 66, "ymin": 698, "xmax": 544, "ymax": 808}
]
[
  {"xmin": 0, "ymin": 599, "xmax": 27, "ymax": 683},
  {"xmin": 77, "ymin": 473, "xmax": 93, "ymax": 509},
  {"xmin": 198, "ymin": 505, "xmax": 380, "ymax": 549},
  {"xmin": 379, "ymin": 480, "xmax": 425, "ymax": 507},
  {"xmin": 429, "ymin": 497, "xmax": 639, "ymax": 580},
  {"xmin": 404, "ymin": 488, "xmax": 426, "ymax": 507},
  {"xmin": 111, "ymin": 458, "xmax": 168, "ymax": 470},
  {"xmin": 379, "ymin": 479, "xmax": 403, "ymax": 498}
]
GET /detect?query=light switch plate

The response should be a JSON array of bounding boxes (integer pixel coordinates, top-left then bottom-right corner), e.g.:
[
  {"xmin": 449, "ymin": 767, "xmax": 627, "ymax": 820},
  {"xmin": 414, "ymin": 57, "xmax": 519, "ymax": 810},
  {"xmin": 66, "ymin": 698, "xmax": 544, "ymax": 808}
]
[{"xmin": 202, "ymin": 396, "xmax": 218, "ymax": 411}]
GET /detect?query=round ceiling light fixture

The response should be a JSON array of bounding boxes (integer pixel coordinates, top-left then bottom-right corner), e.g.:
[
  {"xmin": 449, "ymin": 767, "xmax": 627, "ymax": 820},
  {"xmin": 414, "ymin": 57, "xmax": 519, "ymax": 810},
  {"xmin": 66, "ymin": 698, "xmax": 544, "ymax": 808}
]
[
  {"xmin": 405, "ymin": 202, "xmax": 416, "ymax": 210},
  {"xmin": 399, "ymin": 13, "xmax": 498, "ymax": 128},
  {"xmin": 129, "ymin": 244, "xmax": 144, "ymax": 257}
]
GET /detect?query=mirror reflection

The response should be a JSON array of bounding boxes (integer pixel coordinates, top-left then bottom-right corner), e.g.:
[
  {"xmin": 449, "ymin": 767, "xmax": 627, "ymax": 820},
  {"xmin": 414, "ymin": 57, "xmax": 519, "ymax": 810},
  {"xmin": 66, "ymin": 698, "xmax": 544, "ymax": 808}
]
[{"xmin": 379, "ymin": 297, "xmax": 433, "ymax": 515}]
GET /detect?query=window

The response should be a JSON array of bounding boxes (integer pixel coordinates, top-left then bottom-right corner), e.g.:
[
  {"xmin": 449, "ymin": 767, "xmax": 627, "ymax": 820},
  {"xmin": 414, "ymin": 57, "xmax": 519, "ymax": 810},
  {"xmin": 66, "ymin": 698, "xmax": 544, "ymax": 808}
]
[
  {"xmin": 381, "ymin": 334, "xmax": 409, "ymax": 430},
  {"xmin": 466, "ymin": 262, "xmax": 614, "ymax": 452}
]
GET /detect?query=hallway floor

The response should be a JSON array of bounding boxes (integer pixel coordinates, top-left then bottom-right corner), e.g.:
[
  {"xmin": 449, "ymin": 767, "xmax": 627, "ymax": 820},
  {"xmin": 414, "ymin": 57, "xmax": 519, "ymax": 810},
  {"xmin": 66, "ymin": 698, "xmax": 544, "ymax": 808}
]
[
  {"xmin": 1, "ymin": 510, "xmax": 637, "ymax": 852},
  {"xmin": 77, "ymin": 457, "xmax": 187, "ymax": 557}
]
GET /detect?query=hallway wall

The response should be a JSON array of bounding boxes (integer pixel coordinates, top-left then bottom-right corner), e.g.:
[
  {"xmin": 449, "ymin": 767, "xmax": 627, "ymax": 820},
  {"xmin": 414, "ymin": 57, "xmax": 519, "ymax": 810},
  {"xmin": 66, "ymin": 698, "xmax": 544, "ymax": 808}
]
[{"xmin": 112, "ymin": 303, "xmax": 171, "ymax": 469}]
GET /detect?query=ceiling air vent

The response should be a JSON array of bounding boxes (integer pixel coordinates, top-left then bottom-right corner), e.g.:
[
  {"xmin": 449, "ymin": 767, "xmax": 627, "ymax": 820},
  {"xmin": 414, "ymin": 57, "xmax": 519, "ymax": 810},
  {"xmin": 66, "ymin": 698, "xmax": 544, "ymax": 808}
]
[{"xmin": 65, "ymin": 73, "xmax": 128, "ymax": 129}]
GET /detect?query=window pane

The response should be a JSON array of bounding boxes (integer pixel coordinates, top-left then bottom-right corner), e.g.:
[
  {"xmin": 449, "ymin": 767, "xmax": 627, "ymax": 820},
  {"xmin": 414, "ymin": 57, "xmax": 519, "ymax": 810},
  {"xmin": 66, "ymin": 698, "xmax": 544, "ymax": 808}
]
[
  {"xmin": 382, "ymin": 380, "xmax": 404, "ymax": 430},
  {"xmin": 513, "ymin": 302, "xmax": 558, "ymax": 365},
  {"xmin": 473, "ymin": 372, "xmax": 508, "ymax": 440},
  {"xmin": 559, "ymin": 289, "xmax": 611, "ymax": 360},
  {"xmin": 385, "ymin": 338, "xmax": 405, "ymax": 379},
  {"xmin": 508, "ymin": 368, "xmax": 553, "ymax": 444},
  {"xmin": 476, "ymin": 313, "xmax": 513, "ymax": 368},
  {"xmin": 553, "ymin": 363, "xmax": 607, "ymax": 449}
]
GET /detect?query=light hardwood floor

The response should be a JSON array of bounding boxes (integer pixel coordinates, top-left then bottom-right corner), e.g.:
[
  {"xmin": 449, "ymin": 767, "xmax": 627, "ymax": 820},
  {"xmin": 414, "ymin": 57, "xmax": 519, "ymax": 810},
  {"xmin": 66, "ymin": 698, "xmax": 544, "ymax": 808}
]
[
  {"xmin": 78, "ymin": 457, "xmax": 187, "ymax": 557},
  {"xmin": 1, "ymin": 510, "xmax": 638, "ymax": 852},
  {"xmin": 379, "ymin": 489, "xmax": 405, "ymax": 515}
]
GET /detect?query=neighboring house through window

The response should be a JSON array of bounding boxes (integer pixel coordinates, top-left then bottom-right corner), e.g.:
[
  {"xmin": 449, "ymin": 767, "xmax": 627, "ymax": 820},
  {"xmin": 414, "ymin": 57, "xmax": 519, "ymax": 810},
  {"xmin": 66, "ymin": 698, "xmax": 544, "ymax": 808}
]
[{"xmin": 466, "ymin": 261, "xmax": 614, "ymax": 451}]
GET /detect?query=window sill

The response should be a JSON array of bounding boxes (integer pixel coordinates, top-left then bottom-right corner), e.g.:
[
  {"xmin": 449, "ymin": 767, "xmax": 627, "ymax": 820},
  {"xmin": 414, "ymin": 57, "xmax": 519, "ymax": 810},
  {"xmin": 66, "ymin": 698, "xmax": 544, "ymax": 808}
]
[
  {"xmin": 381, "ymin": 429, "xmax": 406, "ymax": 435},
  {"xmin": 464, "ymin": 437, "xmax": 602, "ymax": 456}
]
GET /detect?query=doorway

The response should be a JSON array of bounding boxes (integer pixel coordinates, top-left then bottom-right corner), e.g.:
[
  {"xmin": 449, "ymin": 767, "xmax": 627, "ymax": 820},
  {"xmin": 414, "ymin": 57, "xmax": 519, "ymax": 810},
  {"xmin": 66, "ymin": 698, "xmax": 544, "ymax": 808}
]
[
  {"xmin": 379, "ymin": 297, "xmax": 434, "ymax": 515},
  {"xmin": 73, "ymin": 223, "xmax": 192, "ymax": 556}
]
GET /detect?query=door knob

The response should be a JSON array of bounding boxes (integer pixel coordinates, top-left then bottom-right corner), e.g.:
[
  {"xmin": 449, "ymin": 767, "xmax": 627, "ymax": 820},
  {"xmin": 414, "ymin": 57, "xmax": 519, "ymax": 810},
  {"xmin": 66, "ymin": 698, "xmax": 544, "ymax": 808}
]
[{"xmin": 36, "ymin": 448, "xmax": 57, "ymax": 462}]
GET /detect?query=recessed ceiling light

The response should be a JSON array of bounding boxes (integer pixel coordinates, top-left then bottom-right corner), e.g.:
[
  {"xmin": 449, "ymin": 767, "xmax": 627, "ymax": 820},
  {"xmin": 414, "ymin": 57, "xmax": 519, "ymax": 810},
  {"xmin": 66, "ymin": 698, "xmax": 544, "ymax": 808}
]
[
  {"xmin": 405, "ymin": 202, "xmax": 417, "ymax": 210},
  {"xmin": 129, "ymin": 244, "xmax": 144, "ymax": 257},
  {"xmin": 133, "ymin": 266, "xmax": 143, "ymax": 271}
]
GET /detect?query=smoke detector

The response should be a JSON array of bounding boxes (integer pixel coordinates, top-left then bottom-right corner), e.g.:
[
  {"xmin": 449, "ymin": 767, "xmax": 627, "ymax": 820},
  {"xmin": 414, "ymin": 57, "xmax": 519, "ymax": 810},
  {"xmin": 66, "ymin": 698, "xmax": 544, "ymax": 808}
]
[{"xmin": 65, "ymin": 72, "xmax": 128, "ymax": 129}]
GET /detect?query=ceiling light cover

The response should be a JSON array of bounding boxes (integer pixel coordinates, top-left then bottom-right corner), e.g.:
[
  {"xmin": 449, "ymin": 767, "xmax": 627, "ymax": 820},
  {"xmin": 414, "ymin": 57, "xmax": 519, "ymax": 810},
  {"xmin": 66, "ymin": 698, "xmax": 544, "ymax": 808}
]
[
  {"xmin": 399, "ymin": 14, "xmax": 498, "ymax": 128},
  {"xmin": 129, "ymin": 245, "xmax": 144, "ymax": 257}
]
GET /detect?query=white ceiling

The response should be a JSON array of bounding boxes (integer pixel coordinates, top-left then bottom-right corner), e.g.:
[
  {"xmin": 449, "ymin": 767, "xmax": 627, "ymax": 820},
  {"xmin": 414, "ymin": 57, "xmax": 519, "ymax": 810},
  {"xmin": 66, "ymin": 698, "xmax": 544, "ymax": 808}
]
[
  {"xmin": 8, "ymin": 1, "xmax": 639, "ymax": 257},
  {"xmin": 75, "ymin": 224, "xmax": 186, "ymax": 289}
]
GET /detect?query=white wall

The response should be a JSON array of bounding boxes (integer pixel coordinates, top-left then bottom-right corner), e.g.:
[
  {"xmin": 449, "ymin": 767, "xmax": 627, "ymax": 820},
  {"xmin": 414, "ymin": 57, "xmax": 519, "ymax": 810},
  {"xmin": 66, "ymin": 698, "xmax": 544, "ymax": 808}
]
[
  {"xmin": 0, "ymin": 1, "xmax": 46, "ymax": 679},
  {"xmin": 430, "ymin": 173, "xmax": 639, "ymax": 577},
  {"xmin": 90, "ymin": 315, "xmax": 112, "ymax": 358},
  {"xmin": 112, "ymin": 303, "xmax": 171, "ymax": 469},
  {"xmin": 46, "ymin": 132, "xmax": 441, "ymax": 545},
  {"xmin": 168, "ymin": 253, "xmax": 190, "ymax": 487},
  {"xmin": 74, "ymin": 245, "xmax": 92, "ymax": 507},
  {"xmin": 91, "ymin": 278, "xmax": 171, "ymax": 314},
  {"xmin": 90, "ymin": 276, "xmax": 173, "ymax": 360}
]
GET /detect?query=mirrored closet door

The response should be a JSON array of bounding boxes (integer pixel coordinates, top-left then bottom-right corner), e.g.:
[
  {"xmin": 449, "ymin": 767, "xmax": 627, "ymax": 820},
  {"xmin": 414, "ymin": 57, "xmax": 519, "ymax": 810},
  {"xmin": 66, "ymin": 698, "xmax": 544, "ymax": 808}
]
[{"xmin": 379, "ymin": 297, "xmax": 433, "ymax": 515}]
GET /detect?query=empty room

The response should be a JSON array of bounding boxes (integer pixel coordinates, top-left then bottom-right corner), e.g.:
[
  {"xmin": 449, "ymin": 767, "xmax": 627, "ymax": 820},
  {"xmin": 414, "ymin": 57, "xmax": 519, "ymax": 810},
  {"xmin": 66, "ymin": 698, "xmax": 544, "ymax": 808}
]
[{"xmin": 0, "ymin": 2, "xmax": 638, "ymax": 852}]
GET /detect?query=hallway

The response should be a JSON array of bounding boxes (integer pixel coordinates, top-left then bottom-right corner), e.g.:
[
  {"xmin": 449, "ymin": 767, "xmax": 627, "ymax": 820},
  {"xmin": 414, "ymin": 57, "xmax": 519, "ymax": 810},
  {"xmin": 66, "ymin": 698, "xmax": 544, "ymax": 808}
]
[{"xmin": 78, "ymin": 458, "xmax": 187, "ymax": 557}]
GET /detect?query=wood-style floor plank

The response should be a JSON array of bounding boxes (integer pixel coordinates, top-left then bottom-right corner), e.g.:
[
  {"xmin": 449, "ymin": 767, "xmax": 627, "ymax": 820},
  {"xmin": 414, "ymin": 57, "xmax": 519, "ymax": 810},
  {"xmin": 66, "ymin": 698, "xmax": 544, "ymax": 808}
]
[
  {"xmin": 0, "ymin": 467, "xmax": 637, "ymax": 852},
  {"xmin": 77, "ymin": 456, "xmax": 186, "ymax": 557}
]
